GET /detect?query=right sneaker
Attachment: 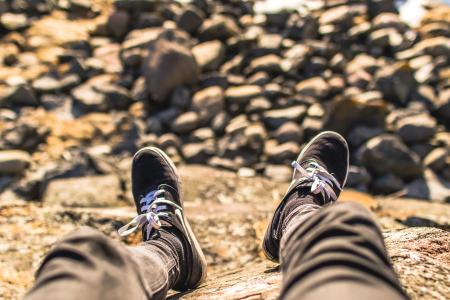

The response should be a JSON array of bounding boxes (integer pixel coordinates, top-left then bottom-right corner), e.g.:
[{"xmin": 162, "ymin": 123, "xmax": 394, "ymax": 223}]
[
  {"xmin": 118, "ymin": 147, "xmax": 207, "ymax": 291},
  {"xmin": 262, "ymin": 131, "xmax": 349, "ymax": 261}
]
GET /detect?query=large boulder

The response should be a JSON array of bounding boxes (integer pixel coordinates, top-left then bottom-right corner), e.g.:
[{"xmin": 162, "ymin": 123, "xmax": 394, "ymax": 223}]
[{"xmin": 142, "ymin": 38, "xmax": 199, "ymax": 103}]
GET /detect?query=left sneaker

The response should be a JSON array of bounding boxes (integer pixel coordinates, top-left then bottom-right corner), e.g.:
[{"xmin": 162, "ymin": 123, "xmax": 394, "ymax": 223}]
[
  {"xmin": 118, "ymin": 147, "xmax": 207, "ymax": 291},
  {"xmin": 262, "ymin": 131, "xmax": 349, "ymax": 262}
]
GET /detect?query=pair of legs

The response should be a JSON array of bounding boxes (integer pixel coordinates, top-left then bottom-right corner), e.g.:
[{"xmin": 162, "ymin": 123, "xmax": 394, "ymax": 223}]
[{"xmin": 25, "ymin": 132, "xmax": 408, "ymax": 300}]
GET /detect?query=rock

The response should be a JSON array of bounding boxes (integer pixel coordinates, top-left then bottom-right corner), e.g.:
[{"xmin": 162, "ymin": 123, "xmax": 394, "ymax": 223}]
[
  {"xmin": 0, "ymin": 85, "xmax": 38, "ymax": 107},
  {"xmin": 0, "ymin": 13, "xmax": 29, "ymax": 30},
  {"xmin": 265, "ymin": 141, "xmax": 301, "ymax": 164},
  {"xmin": 374, "ymin": 62, "xmax": 417, "ymax": 104},
  {"xmin": 244, "ymin": 123, "xmax": 267, "ymax": 151},
  {"xmin": 246, "ymin": 97, "xmax": 271, "ymax": 113},
  {"xmin": 360, "ymin": 135, "xmax": 422, "ymax": 178},
  {"xmin": 346, "ymin": 54, "xmax": 378, "ymax": 74},
  {"xmin": 346, "ymin": 165, "xmax": 371, "ymax": 189},
  {"xmin": 191, "ymin": 86, "xmax": 224, "ymax": 123},
  {"xmin": 142, "ymin": 37, "xmax": 199, "ymax": 103},
  {"xmin": 191, "ymin": 127, "xmax": 215, "ymax": 142},
  {"xmin": 192, "ymin": 40, "xmax": 225, "ymax": 71},
  {"xmin": 225, "ymin": 85, "xmax": 262, "ymax": 104},
  {"xmin": 264, "ymin": 164, "xmax": 292, "ymax": 182},
  {"xmin": 371, "ymin": 173, "xmax": 404, "ymax": 194},
  {"xmin": 108, "ymin": 10, "xmax": 129, "ymax": 38},
  {"xmin": 247, "ymin": 54, "xmax": 282, "ymax": 75},
  {"xmin": 172, "ymin": 112, "xmax": 200, "ymax": 134},
  {"xmin": 43, "ymin": 175, "xmax": 123, "ymax": 207},
  {"xmin": 182, "ymin": 142, "xmax": 213, "ymax": 163},
  {"xmin": 295, "ymin": 77, "xmax": 330, "ymax": 99},
  {"xmin": 176, "ymin": 6, "xmax": 205, "ymax": 34},
  {"xmin": 72, "ymin": 79, "xmax": 131, "ymax": 112},
  {"xmin": 394, "ymin": 114, "xmax": 437, "ymax": 143},
  {"xmin": 198, "ymin": 15, "xmax": 240, "ymax": 41},
  {"xmin": 32, "ymin": 76, "xmax": 62, "ymax": 93},
  {"xmin": 406, "ymin": 169, "xmax": 450, "ymax": 202},
  {"xmin": 324, "ymin": 96, "xmax": 388, "ymax": 134},
  {"xmin": 263, "ymin": 106, "xmax": 307, "ymax": 128},
  {"xmin": 274, "ymin": 122, "xmax": 304, "ymax": 144},
  {"xmin": 415, "ymin": 37, "xmax": 450, "ymax": 57},
  {"xmin": 436, "ymin": 89, "xmax": 450, "ymax": 122},
  {"xmin": 347, "ymin": 126, "xmax": 385, "ymax": 148},
  {"xmin": 0, "ymin": 150, "xmax": 31, "ymax": 175},
  {"xmin": 424, "ymin": 148, "xmax": 448, "ymax": 173}
]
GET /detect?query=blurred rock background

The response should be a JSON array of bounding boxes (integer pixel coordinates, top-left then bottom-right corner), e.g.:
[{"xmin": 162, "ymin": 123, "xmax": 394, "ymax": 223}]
[{"xmin": 0, "ymin": 0, "xmax": 449, "ymax": 299}]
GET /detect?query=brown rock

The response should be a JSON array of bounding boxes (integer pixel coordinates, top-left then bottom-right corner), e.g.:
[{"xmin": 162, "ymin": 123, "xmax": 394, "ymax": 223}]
[{"xmin": 142, "ymin": 38, "xmax": 199, "ymax": 103}]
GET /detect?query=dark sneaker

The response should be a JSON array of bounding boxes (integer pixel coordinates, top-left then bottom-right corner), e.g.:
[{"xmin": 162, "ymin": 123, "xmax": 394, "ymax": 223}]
[
  {"xmin": 262, "ymin": 131, "xmax": 349, "ymax": 261},
  {"xmin": 118, "ymin": 147, "xmax": 207, "ymax": 290}
]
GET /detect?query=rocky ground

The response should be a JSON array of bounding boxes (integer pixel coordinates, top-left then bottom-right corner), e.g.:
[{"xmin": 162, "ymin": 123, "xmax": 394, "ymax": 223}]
[
  {"xmin": 0, "ymin": 0, "xmax": 450, "ymax": 299},
  {"xmin": 1, "ymin": 165, "xmax": 450, "ymax": 299}
]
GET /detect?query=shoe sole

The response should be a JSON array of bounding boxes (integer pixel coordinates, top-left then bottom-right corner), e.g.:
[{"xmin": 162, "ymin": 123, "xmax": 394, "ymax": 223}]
[
  {"xmin": 132, "ymin": 147, "xmax": 208, "ymax": 288},
  {"xmin": 262, "ymin": 131, "xmax": 349, "ymax": 262}
]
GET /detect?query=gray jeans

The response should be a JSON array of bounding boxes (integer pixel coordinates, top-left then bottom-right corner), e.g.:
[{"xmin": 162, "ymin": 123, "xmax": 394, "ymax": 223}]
[{"xmin": 25, "ymin": 202, "xmax": 408, "ymax": 300}]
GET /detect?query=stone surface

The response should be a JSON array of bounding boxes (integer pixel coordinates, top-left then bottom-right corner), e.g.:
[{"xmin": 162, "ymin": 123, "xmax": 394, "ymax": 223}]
[{"xmin": 43, "ymin": 175, "xmax": 123, "ymax": 207}]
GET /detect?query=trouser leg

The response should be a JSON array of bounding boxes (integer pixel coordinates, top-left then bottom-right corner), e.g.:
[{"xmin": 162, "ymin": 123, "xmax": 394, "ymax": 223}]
[
  {"xmin": 279, "ymin": 201, "xmax": 408, "ymax": 300},
  {"xmin": 25, "ymin": 226, "xmax": 178, "ymax": 300}
]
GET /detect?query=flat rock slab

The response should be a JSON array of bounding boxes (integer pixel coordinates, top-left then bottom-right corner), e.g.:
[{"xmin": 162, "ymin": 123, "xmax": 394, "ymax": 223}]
[{"xmin": 43, "ymin": 175, "xmax": 123, "ymax": 207}]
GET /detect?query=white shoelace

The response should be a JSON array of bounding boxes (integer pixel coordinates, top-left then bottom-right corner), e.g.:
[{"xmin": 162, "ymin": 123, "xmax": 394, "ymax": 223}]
[
  {"xmin": 291, "ymin": 160, "xmax": 342, "ymax": 202},
  {"xmin": 118, "ymin": 189, "xmax": 182, "ymax": 240}
]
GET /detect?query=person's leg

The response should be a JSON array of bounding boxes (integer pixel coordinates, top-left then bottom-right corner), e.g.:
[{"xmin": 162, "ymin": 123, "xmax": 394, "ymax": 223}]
[
  {"xmin": 26, "ymin": 147, "xmax": 207, "ymax": 300},
  {"xmin": 280, "ymin": 201, "xmax": 408, "ymax": 300},
  {"xmin": 262, "ymin": 131, "xmax": 408, "ymax": 300},
  {"xmin": 25, "ymin": 226, "xmax": 178, "ymax": 300}
]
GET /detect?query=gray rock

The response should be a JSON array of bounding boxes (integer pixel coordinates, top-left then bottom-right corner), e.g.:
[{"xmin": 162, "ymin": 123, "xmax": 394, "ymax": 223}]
[
  {"xmin": 361, "ymin": 134, "xmax": 422, "ymax": 178},
  {"xmin": 424, "ymin": 148, "xmax": 448, "ymax": 172},
  {"xmin": 346, "ymin": 165, "xmax": 371, "ymax": 189},
  {"xmin": 347, "ymin": 126, "xmax": 385, "ymax": 147},
  {"xmin": 191, "ymin": 86, "xmax": 224, "ymax": 123},
  {"xmin": 246, "ymin": 54, "xmax": 282, "ymax": 75},
  {"xmin": 374, "ymin": 62, "xmax": 417, "ymax": 104},
  {"xmin": 274, "ymin": 122, "xmax": 304, "ymax": 144},
  {"xmin": 263, "ymin": 106, "xmax": 307, "ymax": 128},
  {"xmin": 244, "ymin": 123, "xmax": 267, "ymax": 151},
  {"xmin": 176, "ymin": 6, "xmax": 205, "ymax": 34},
  {"xmin": 395, "ymin": 114, "xmax": 437, "ymax": 143},
  {"xmin": 295, "ymin": 77, "xmax": 330, "ymax": 99},
  {"xmin": 0, "ymin": 85, "xmax": 38, "ymax": 107},
  {"xmin": 0, "ymin": 150, "xmax": 31, "ymax": 175},
  {"xmin": 198, "ymin": 15, "xmax": 240, "ymax": 41},
  {"xmin": 406, "ymin": 169, "xmax": 450, "ymax": 202},
  {"xmin": 182, "ymin": 142, "xmax": 214, "ymax": 163},
  {"xmin": 436, "ymin": 89, "xmax": 450, "ymax": 122},
  {"xmin": 371, "ymin": 173, "xmax": 404, "ymax": 194},
  {"xmin": 44, "ymin": 175, "xmax": 123, "ymax": 207},
  {"xmin": 32, "ymin": 76, "xmax": 62, "ymax": 93},
  {"xmin": 172, "ymin": 112, "xmax": 200, "ymax": 134},
  {"xmin": 192, "ymin": 40, "xmax": 225, "ymax": 71},
  {"xmin": 142, "ymin": 37, "xmax": 199, "ymax": 103},
  {"xmin": 225, "ymin": 85, "xmax": 262, "ymax": 104},
  {"xmin": 265, "ymin": 141, "xmax": 300, "ymax": 164}
]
